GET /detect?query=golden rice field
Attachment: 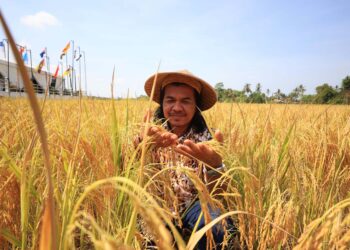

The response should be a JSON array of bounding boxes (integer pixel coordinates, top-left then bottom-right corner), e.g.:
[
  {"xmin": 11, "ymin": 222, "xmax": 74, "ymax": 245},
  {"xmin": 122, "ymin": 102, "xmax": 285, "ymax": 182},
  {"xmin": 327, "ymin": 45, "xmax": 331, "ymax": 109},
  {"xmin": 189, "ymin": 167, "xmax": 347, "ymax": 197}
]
[{"xmin": 0, "ymin": 98, "xmax": 350, "ymax": 249}]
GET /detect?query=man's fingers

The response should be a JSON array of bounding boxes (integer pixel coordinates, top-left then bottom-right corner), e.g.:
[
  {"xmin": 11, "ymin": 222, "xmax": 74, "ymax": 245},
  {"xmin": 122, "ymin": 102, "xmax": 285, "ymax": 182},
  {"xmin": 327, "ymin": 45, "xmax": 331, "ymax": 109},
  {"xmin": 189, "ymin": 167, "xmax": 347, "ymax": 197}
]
[
  {"xmin": 175, "ymin": 140, "xmax": 200, "ymax": 157},
  {"xmin": 161, "ymin": 133, "xmax": 178, "ymax": 147},
  {"xmin": 175, "ymin": 145, "xmax": 195, "ymax": 158},
  {"xmin": 147, "ymin": 126, "xmax": 159, "ymax": 136},
  {"xmin": 214, "ymin": 130, "xmax": 224, "ymax": 143},
  {"xmin": 143, "ymin": 110, "xmax": 153, "ymax": 122},
  {"xmin": 183, "ymin": 139, "xmax": 201, "ymax": 154},
  {"xmin": 147, "ymin": 130, "xmax": 178, "ymax": 148},
  {"xmin": 198, "ymin": 143, "xmax": 212, "ymax": 155}
]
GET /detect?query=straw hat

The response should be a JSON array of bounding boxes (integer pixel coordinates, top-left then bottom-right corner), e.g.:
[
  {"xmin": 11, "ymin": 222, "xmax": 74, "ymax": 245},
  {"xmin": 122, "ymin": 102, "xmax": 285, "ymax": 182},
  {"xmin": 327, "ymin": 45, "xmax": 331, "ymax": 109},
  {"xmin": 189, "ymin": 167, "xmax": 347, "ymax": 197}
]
[{"xmin": 144, "ymin": 70, "xmax": 217, "ymax": 111}]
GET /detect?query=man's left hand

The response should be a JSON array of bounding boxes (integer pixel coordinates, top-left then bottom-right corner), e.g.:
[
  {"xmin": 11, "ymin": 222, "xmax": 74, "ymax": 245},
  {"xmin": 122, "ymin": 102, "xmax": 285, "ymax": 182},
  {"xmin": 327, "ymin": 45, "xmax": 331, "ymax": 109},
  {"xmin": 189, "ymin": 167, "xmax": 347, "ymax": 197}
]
[{"xmin": 175, "ymin": 130, "xmax": 224, "ymax": 168}]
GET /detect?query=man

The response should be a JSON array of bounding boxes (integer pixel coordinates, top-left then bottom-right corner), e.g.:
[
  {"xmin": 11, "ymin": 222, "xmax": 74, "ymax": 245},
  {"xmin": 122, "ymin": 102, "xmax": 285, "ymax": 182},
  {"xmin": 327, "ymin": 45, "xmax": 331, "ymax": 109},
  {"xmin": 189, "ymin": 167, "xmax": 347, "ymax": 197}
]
[{"xmin": 142, "ymin": 70, "xmax": 235, "ymax": 249}]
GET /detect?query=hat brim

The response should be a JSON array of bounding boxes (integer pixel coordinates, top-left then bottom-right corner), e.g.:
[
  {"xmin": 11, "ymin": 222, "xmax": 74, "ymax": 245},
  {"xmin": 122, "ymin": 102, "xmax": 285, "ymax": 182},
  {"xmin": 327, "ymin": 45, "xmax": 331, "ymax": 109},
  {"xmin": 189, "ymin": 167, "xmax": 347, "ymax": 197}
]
[{"xmin": 144, "ymin": 72, "xmax": 217, "ymax": 111}]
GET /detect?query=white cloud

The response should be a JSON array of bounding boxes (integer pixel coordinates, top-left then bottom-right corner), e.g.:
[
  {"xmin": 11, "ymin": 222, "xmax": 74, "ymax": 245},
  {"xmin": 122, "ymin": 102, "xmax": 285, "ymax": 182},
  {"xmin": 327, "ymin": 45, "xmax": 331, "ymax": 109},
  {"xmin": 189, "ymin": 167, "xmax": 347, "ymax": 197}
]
[{"xmin": 20, "ymin": 11, "xmax": 60, "ymax": 30}]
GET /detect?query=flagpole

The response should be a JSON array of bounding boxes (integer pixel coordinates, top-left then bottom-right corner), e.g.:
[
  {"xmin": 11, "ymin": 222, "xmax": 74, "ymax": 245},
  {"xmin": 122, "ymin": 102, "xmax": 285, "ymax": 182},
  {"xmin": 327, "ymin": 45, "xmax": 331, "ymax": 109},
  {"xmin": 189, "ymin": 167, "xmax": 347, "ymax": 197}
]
[
  {"xmin": 43, "ymin": 47, "xmax": 49, "ymax": 96},
  {"xmin": 3, "ymin": 39, "xmax": 10, "ymax": 96},
  {"xmin": 82, "ymin": 50, "xmax": 87, "ymax": 97},
  {"xmin": 28, "ymin": 49, "xmax": 33, "ymax": 80},
  {"xmin": 60, "ymin": 61, "xmax": 64, "ymax": 95},
  {"xmin": 16, "ymin": 44, "xmax": 26, "ymax": 94},
  {"xmin": 0, "ymin": 39, "xmax": 5, "ymax": 91},
  {"xmin": 77, "ymin": 46, "xmax": 82, "ymax": 96},
  {"xmin": 71, "ymin": 40, "xmax": 75, "ymax": 95},
  {"xmin": 65, "ymin": 50, "xmax": 72, "ymax": 96},
  {"xmin": 45, "ymin": 48, "xmax": 51, "ymax": 96},
  {"xmin": 47, "ymin": 56, "xmax": 51, "ymax": 96}
]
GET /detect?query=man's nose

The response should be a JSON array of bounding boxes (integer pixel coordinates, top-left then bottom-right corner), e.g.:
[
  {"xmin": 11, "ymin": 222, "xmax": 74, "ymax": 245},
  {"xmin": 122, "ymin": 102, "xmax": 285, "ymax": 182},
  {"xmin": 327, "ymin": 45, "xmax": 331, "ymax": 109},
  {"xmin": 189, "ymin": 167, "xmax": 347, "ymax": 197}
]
[{"xmin": 172, "ymin": 101, "xmax": 182, "ymax": 111}]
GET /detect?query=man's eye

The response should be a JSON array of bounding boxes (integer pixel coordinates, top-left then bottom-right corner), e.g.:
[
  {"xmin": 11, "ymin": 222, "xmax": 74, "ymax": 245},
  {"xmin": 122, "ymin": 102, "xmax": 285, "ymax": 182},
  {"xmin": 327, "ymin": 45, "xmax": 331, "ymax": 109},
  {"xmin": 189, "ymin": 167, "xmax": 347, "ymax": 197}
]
[
  {"xmin": 182, "ymin": 100, "xmax": 193, "ymax": 105},
  {"xmin": 165, "ymin": 100, "xmax": 175, "ymax": 104}
]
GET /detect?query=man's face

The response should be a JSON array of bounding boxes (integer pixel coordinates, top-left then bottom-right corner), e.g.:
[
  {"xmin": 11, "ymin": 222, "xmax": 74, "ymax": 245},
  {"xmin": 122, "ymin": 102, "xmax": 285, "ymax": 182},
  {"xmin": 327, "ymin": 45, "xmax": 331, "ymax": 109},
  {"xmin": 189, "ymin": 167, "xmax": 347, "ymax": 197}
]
[{"xmin": 162, "ymin": 84, "xmax": 197, "ymax": 131}]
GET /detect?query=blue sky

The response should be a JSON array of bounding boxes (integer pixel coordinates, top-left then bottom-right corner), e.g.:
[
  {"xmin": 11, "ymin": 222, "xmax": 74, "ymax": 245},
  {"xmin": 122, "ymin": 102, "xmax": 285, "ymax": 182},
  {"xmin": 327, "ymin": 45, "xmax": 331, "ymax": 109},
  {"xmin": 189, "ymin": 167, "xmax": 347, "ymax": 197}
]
[{"xmin": 1, "ymin": 0, "xmax": 350, "ymax": 97}]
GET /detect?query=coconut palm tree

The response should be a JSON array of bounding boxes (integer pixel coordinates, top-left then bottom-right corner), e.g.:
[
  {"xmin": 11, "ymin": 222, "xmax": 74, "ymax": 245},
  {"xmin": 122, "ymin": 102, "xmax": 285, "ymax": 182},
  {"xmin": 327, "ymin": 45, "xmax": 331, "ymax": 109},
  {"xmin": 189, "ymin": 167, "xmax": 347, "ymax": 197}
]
[
  {"xmin": 243, "ymin": 83, "xmax": 251, "ymax": 96},
  {"xmin": 298, "ymin": 84, "xmax": 306, "ymax": 97},
  {"xmin": 256, "ymin": 83, "xmax": 262, "ymax": 93}
]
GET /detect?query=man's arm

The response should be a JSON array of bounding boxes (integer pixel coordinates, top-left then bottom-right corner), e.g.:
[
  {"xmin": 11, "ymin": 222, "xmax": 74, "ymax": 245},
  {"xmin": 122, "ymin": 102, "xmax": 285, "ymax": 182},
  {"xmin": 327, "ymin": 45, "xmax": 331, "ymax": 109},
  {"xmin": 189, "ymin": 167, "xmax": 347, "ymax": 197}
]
[{"xmin": 175, "ymin": 130, "xmax": 226, "ymax": 193}]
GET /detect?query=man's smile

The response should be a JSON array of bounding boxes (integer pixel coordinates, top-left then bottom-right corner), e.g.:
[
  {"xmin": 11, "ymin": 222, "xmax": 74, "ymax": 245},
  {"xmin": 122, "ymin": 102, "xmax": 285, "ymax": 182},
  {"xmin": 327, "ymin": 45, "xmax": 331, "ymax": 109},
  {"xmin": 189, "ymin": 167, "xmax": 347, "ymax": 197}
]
[{"xmin": 169, "ymin": 113, "xmax": 186, "ymax": 117}]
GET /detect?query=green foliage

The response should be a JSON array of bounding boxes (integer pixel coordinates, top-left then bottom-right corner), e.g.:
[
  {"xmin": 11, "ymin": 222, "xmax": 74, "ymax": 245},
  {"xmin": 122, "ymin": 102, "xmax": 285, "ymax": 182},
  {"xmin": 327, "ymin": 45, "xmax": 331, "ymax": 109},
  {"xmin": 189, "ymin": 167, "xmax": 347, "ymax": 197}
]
[
  {"xmin": 341, "ymin": 76, "xmax": 350, "ymax": 91},
  {"xmin": 214, "ymin": 77, "xmax": 349, "ymax": 104},
  {"xmin": 315, "ymin": 84, "xmax": 338, "ymax": 104},
  {"xmin": 214, "ymin": 82, "xmax": 225, "ymax": 101},
  {"xmin": 301, "ymin": 94, "xmax": 315, "ymax": 104},
  {"xmin": 342, "ymin": 76, "xmax": 350, "ymax": 104},
  {"xmin": 247, "ymin": 92, "xmax": 266, "ymax": 103}
]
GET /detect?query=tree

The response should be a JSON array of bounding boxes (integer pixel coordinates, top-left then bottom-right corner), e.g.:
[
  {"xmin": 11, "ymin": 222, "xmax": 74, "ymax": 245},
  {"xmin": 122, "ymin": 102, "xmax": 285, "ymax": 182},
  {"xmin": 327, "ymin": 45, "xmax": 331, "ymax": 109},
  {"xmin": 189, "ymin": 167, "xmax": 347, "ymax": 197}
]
[
  {"xmin": 274, "ymin": 89, "xmax": 285, "ymax": 101},
  {"xmin": 243, "ymin": 83, "xmax": 252, "ymax": 96},
  {"xmin": 342, "ymin": 76, "xmax": 350, "ymax": 91},
  {"xmin": 248, "ymin": 92, "xmax": 266, "ymax": 103},
  {"xmin": 288, "ymin": 88, "xmax": 299, "ymax": 102},
  {"xmin": 255, "ymin": 83, "xmax": 262, "ymax": 93},
  {"xmin": 298, "ymin": 84, "xmax": 306, "ymax": 96},
  {"xmin": 215, "ymin": 82, "xmax": 224, "ymax": 101},
  {"xmin": 301, "ymin": 94, "xmax": 315, "ymax": 103},
  {"xmin": 315, "ymin": 83, "xmax": 338, "ymax": 104},
  {"xmin": 342, "ymin": 76, "xmax": 350, "ymax": 104}
]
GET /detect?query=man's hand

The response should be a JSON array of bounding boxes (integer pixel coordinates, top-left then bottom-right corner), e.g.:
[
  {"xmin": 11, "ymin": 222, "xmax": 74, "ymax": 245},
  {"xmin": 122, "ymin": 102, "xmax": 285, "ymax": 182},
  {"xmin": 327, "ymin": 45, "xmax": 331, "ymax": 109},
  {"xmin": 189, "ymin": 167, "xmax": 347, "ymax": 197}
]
[
  {"xmin": 147, "ymin": 126, "xmax": 178, "ymax": 148},
  {"xmin": 175, "ymin": 130, "xmax": 224, "ymax": 168}
]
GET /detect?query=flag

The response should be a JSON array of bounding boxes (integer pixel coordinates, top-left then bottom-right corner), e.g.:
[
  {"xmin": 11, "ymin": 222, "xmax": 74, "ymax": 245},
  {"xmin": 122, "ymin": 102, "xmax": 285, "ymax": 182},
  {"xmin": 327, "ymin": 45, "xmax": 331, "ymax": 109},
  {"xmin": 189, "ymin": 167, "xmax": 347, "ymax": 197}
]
[
  {"xmin": 40, "ymin": 49, "xmax": 46, "ymax": 58},
  {"xmin": 19, "ymin": 46, "xmax": 25, "ymax": 55},
  {"xmin": 0, "ymin": 41, "xmax": 5, "ymax": 59},
  {"xmin": 22, "ymin": 51, "xmax": 28, "ymax": 64},
  {"xmin": 60, "ymin": 42, "xmax": 70, "ymax": 59},
  {"xmin": 63, "ymin": 67, "xmax": 71, "ymax": 77},
  {"xmin": 53, "ymin": 65, "xmax": 60, "ymax": 78},
  {"xmin": 36, "ymin": 59, "xmax": 45, "ymax": 73},
  {"xmin": 75, "ymin": 53, "xmax": 82, "ymax": 61}
]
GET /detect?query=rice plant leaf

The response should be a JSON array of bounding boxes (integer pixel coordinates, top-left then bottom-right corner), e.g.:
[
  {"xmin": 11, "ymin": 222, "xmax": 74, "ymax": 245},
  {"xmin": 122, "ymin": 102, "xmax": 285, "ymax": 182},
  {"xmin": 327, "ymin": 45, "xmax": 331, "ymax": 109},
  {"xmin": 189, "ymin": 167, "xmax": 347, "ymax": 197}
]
[
  {"xmin": 277, "ymin": 122, "xmax": 295, "ymax": 167},
  {"xmin": 0, "ymin": 147, "xmax": 21, "ymax": 179},
  {"xmin": 0, "ymin": 228, "xmax": 21, "ymax": 248}
]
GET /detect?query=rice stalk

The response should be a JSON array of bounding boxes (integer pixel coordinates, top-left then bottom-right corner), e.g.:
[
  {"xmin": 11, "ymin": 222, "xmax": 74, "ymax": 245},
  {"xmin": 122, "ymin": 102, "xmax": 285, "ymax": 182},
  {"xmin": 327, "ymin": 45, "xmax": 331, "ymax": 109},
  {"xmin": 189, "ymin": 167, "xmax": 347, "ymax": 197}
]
[
  {"xmin": 64, "ymin": 176, "xmax": 186, "ymax": 249},
  {"xmin": 124, "ymin": 61, "xmax": 161, "ymax": 246},
  {"xmin": 0, "ymin": 10, "xmax": 57, "ymax": 250}
]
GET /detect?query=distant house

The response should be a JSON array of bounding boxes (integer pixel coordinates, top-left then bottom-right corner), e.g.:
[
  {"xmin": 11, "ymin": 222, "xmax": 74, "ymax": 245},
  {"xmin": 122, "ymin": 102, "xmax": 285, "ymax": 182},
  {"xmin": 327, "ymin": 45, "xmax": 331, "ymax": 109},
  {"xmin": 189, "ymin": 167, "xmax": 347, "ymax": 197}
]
[
  {"xmin": 0, "ymin": 59, "xmax": 63, "ymax": 93},
  {"xmin": 272, "ymin": 99, "xmax": 285, "ymax": 104}
]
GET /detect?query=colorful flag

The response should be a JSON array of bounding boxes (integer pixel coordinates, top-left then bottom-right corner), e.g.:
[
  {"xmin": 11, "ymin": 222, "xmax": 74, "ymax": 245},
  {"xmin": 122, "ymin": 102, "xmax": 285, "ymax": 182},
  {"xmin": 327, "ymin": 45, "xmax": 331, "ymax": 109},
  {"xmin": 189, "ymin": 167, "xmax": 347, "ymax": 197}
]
[
  {"xmin": 53, "ymin": 65, "xmax": 60, "ymax": 78},
  {"xmin": 63, "ymin": 67, "xmax": 71, "ymax": 77},
  {"xmin": 40, "ymin": 49, "xmax": 46, "ymax": 58},
  {"xmin": 19, "ymin": 46, "xmax": 25, "ymax": 55},
  {"xmin": 75, "ymin": 53, "xmax": 82, "ymax": 61},
  {"xmin": 22, "ymin": 51, "xmax": 28, "ymax": 64},
  {"xmin": 36, "ymin": 59, "xmax": 45, "ymax": 73},
  {"xmin": 0, "ymin": 41, "xmax": 5, "ymax": 60},
  {"xmin": 60, "ymin": 42, "xmax": 70, "ymax": 59}
]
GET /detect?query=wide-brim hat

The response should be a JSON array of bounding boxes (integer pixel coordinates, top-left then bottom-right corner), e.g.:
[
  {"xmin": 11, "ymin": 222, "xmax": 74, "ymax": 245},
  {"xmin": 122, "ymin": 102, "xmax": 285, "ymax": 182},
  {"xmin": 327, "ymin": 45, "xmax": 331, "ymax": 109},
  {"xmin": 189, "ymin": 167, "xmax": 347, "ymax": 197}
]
[{"xmin": 144, "ymin": 70, "xmax": 217, "ymax": 111}]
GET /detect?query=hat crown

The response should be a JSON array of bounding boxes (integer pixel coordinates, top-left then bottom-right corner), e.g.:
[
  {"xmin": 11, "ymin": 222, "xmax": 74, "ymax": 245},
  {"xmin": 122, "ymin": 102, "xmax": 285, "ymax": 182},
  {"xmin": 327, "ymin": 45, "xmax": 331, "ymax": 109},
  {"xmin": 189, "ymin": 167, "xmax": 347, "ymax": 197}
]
[{"xmin": 177, "ymin": 69, "xmax": 192, "ymax": 75}]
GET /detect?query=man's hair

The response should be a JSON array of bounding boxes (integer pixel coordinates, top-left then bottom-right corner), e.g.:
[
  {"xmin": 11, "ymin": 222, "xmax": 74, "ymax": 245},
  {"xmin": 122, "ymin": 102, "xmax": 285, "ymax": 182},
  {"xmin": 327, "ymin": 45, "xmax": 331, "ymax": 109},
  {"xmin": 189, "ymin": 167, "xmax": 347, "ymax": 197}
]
[{"xmin": 153, "ymin": 82, "xmax": 209, "ymax": 134}]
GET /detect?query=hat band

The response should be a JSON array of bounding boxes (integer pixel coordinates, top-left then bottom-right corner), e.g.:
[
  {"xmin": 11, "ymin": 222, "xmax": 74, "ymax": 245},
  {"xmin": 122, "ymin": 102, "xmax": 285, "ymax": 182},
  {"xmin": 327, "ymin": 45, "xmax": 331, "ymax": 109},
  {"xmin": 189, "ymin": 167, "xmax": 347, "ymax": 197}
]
[{"xmin": 161, "ymin": 75, "xmax": 202, "ymax": 94}]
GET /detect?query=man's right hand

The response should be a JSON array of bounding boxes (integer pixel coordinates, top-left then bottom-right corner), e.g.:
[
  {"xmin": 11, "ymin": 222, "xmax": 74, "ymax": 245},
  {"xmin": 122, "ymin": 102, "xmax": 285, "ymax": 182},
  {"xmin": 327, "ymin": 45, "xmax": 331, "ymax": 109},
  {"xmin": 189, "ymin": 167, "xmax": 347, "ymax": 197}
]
[{"xmin": 147, "ymin": 126, "xmax": 178, "ymax": 148}]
